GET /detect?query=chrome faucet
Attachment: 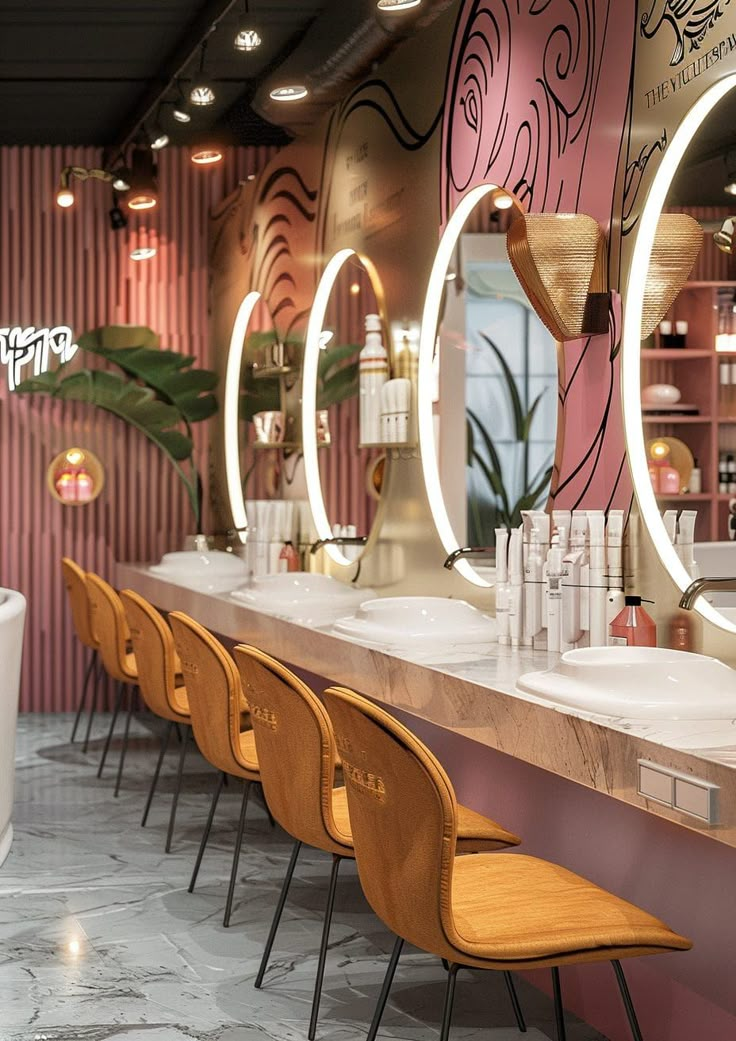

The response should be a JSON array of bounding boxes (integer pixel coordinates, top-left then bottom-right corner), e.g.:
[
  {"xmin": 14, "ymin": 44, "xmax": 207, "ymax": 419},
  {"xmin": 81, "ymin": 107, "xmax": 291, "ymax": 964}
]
[
  {"xmin": 679, "ymin": 576, "xmax": 736, "ymax": 610},
  {"xmin": 310, "ymin": 535, "xmax": 368, "ymax": 555},
  {"xmin": 443, "ymin": 546, "xmax": 495, "ymax": 570}
]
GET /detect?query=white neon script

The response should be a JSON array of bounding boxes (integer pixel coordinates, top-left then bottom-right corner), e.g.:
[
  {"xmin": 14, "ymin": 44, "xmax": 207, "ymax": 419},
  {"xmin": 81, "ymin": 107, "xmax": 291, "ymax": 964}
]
[{"xmin": 0, "ymin": 326, "xmax": 79, "ymax": 391}]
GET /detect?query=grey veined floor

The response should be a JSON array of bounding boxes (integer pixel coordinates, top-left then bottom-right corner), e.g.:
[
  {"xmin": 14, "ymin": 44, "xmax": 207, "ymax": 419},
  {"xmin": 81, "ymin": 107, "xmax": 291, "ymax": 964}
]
[{"xmin": 1, "ymin": 714, "xmax": 609, "ymax": 1041}]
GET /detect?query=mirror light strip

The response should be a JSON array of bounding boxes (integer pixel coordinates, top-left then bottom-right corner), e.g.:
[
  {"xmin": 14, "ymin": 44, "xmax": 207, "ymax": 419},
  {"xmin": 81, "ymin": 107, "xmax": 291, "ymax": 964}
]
[
  {"xmin": 303, "ymin": 250, "xmax": 356, "ymax": 567},
  {"xmin": 622, "ymin": 75, "xmax": 736, "ymax": 633},
  {"xmin": 418, "ymin": 183, "xmax": 498, "ymax": 587},
  {"xmin": 225, "ymin": 291, "xmax": 262, "ymax": 544}
]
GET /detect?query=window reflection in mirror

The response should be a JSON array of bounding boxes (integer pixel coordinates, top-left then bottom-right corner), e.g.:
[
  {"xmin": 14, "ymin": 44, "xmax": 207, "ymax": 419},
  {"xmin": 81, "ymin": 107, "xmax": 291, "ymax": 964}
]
[
  {"xmin": 640, "ymin": 88, "xmax": 736, "ymax": 618},
  {"xmin": 435, "ymin": 198, "xmax": 557, "ymax": 562}
]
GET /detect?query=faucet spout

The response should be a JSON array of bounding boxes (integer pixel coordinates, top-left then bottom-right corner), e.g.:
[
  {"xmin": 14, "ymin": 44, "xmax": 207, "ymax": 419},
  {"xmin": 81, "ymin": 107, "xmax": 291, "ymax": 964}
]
[
  {"xmin": 310, "ymin": 535, "xmax": 368, "ymax": 555},
  {"xmin": 443, "ymin": 546, "xmax": 495, "ymax": 570},
  {"xmin": 679, "ymin": 575, "xmax": 736, "ymax": 610}
]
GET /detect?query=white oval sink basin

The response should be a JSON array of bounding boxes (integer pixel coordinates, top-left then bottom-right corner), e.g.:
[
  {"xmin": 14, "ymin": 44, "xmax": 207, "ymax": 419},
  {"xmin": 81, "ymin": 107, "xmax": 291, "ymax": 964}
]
[
  {"xmin": 333, "ymin": 596, "xmax": 496, "ymax": 648},
  {"xmin": 517, "ymin": 646, "xmax": 736, "ymax": 719},
  {"xmin": 232, "ymin": 572, "xmax": 374, "ymax": 625},
  {"xmin": 149, "ymin": 550, "xmax": 248, "ymax": 593}
]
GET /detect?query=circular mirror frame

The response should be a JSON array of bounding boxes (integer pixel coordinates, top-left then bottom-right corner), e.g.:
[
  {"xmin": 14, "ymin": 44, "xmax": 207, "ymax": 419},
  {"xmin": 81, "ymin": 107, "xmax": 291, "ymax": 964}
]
[
  {"xmin": 224, "ymin": 290, "xmax": 262, "ymax": 543},
  {"xmin": 418, "ymin": 181, "xmax": 511, "ymax": 588},
  {"xmin": 622, "ymin": 74, "xmax": 736, "ymax": 634},
  {"xmin": 302, "ymin": 248, "xmax": 387, "ymax": 568}
]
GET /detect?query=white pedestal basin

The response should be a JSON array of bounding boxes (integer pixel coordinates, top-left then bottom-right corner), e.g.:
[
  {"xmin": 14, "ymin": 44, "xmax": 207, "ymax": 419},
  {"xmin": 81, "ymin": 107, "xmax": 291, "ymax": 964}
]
[
  {"xmin": 149, "ymin": 550, "xmax": 248, "ymax": 593},
  {"xmin": 0, "ymin": 588, "xmax": 27, "ymax": 868},
  {"xmin": 517, "ymin": 646, "xmax": 736, "ymax": 719},
  {"xmin": 232, "ymin": 572, "xmax": 373, "ymax": 625},
  {"xmin": 333, "ymin": 596, "xmax": 496, "ymax": 651}
]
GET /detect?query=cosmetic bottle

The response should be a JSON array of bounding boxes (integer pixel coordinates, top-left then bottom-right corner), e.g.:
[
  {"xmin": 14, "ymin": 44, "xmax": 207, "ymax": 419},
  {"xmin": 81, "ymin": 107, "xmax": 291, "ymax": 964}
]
[
  {"xmin": 605, "ymin": 510, "xmax": 626, "ymax": 643},
  {"xmin": 508, "ymin": 527, "xmax": 524, "ymax": 649},
  {"xmin": 278, "ymin": 540, "xmax": 300, "ymax": 573},
  {"xmin": 720, "ymin": 362, "xmax": 730, "ymax": 413},
  {"xmin": 391, "ymin": 378, "xmax": 412, "ymax": 442},
  {"xmin": 587, "ymin": 512, "xmax": 607, "ymax": 647},
  {"xmin": 546, "ymin": 541, "xmax": 564, "ymax": 654},
  {"xmin": 552, "ymin": 510, "xmax": 571, "ymax": 552},
  {"xmin": 719, "ymin": 452, "xmax": 729, "ymax": 494},
  {"xmin": 662, "ymin": 509, "xmax": 678, "ymax": 545},
  {"xmin": 524, "ymin": 518, "xmax": 545, "ymax": 643},
  {"xmin": 676, "ymin": 509, "xmax": 699, "ymax": 580},
  {"xmin": 728, "ymin": 454, "xmax": 736, "ymax": 495},
  {"xmin": 359, "ymin": 314, "xmax": 389, "ymax": 445},
  {"xmin": 688, "ymin": 458, "xmax": 701, "ymax": 494},
  {"xmin": 668, "ymin": 611, "xmax": 694, "ymax": 651},
  {"xmin": 495, "ymin": 527, "xmax": 510, "ymax": 646},
  {"xmin": 609, "ymin": 596, "xmax": 657, "ymax": 647}
]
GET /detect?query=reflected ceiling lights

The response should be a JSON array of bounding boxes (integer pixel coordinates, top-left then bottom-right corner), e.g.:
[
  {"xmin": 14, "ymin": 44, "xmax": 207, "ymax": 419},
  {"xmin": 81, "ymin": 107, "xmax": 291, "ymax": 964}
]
[
  {"xmin": 377, "ymin": 0, "xmax": 422, "ymax": 9},
  {"xmin": 126, "ymin": 147, "xmax": 158, "ymax": 211},
  {"xmin": 191, "ymin": 146, "xmax": 224, "ymax": 166},
  {"xmin": 492, "ymin": 189, "xmax": 514, "ymax": 210},
  {"xmin": 270, "ymin": 85, "xmax": 308, "ymax": 101},
  {"xmin": 130, "ymin": 246, "xmax": 157, "ymax": 261},
  {"xmin": 715, "ymin": 217, "xmax": 735, "ymax": 253}
]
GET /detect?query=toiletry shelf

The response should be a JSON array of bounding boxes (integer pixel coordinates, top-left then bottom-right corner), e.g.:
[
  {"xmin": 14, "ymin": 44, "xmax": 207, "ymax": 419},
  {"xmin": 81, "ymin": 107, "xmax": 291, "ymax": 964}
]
[
  {"xmin": 642, "ymin": 415, "xmax": 710, "ymax": 424},
  {"xmin": 641, "ymin": 349, "xmax": 712, "ymax": 360},
  {"xmin": 655, "ymin": 493, "xmax": 712, "ymax": 502},
  {"xmin": 359, "ymin": 441, "xmax": 417, "ymax": 449},
  {"xmin": 251, "ymin": 365, "xmax": 296, "ymax": 381},
  {"xmin": 253, "ymin": 441, "xmax": 301, "ymax": 450}
]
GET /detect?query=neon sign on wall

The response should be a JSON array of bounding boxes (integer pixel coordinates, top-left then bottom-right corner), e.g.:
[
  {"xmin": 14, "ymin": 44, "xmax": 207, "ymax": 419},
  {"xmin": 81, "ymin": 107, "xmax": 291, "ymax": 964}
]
[{"xmin": 0, "ymin": 326, "xmax": 78, "ymax": 391}]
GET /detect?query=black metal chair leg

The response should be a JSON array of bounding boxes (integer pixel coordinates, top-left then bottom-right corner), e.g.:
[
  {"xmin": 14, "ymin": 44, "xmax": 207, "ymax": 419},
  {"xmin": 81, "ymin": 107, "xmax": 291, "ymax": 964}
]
[
  {"xmin": 165, "ymin": 725, "xmax": 190, "ymax": 853},
  {"xmin": 308, "ymin": 854, "xmax": 343, "ymax": 1041},
  {"xmin": 97, "ymin": 680, "xmax": 125, "ymax": 777},
  {"xmin": 223, "ymin": 780, "xmax": 251, "ymax": 928},
  {"xmin": 612, "ymin": 961, "xmax": 644, "ymax": 1041},
  {"xmin": 114, "ymin": 686, "xmax": 135, "ymax": 798},
  {"xmin": 258, "ymin": 783, "xmax": 276, "ymax": 828},
  {"xmin": 70, "ymin": 652, "xmax": 96, "ymax": 743},
  {"xmin": 503, "ymin": 971, "xmax": 527, "ymax": 1033},
  {"xmin": 551, "ymin": 967, "xmax": 567, "ymax": 1041},
  {"xmin": 439, "ymin": 963, "xmax": 459, "ymax": 1041},
  {"xmin": 82, "ymin": 659, "xmax": 104, "ymax": 754},
  {"xmin": 255, "ymin": 838, "xmax": 303, "ymax": 989},
  {"xmin": 366, "ymin": 935, "xmax": 404, "ymax": 1041},
  {"xmin": 189, "ymin": 771, "xmax": 225, "ymax": 893},
  {"xmin": 142, "ymin": 721, "xmax": 174, "ymax": 827}
]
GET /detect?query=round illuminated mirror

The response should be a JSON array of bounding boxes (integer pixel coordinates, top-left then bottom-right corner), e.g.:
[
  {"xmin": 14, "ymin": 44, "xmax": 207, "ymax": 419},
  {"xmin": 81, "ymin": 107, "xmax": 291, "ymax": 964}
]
[
  {"xmin": 302, "ymin": 250, "xmax": 387, "ymax": 567},
  {"xmin": 418, "ymin": 184, "xmax": 558, "ymax": 585},
  {"xmin": 47, "ymin": 448, "xmax": 104, "ymax": 505},
  {"xmin": 623, "ymin": 77, "xmax": 736, "ymax": 632}
]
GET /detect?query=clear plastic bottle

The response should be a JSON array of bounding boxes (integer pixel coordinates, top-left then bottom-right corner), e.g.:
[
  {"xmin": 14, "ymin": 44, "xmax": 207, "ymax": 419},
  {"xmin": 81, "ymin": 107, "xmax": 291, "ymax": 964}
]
[
  {"xmin": 359, "ymin": 314, "xmax": 389, "ymax": 445},
  {"xmin": 609, "ymin": 595, "xmax": 657, "ymax": 647}
]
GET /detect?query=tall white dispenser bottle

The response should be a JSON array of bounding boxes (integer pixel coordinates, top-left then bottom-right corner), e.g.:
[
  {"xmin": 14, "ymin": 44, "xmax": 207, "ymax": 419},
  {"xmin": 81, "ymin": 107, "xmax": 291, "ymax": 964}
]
[{"xmin": 359, "ymin": 313, "xmax": 389, "ymax": 445}]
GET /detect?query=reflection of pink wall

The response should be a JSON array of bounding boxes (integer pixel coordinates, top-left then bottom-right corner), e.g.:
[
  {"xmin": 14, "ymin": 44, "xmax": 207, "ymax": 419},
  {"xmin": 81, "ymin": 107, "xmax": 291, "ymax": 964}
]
[
  {"xmin": 0, "ymin": 145, "xmax": 275, "ymax": 711},
  {"xmin": 441, "ymin": 0, "xmax": 636, "ymax": 509}
]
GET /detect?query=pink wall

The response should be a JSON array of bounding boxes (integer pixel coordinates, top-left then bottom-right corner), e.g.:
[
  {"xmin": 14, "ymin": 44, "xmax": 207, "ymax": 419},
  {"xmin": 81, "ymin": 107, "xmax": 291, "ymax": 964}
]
[{"xmin": 0, "ymin": 145, "xmax": 276, "ymax": 711}]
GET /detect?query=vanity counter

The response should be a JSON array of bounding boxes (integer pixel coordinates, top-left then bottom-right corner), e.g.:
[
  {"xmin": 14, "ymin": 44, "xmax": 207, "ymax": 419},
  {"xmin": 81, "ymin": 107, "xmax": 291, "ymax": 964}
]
[{"xmin": 117, "ymin": 563, "xmax": 736, "ymax": 849}]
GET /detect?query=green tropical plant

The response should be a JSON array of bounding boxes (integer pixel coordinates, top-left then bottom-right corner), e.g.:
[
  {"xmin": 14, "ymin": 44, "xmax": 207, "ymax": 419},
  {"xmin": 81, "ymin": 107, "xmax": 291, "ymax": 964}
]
[
  {"xmin": 15, "ymin": 325, "xmax": 217, "ymax": 527},
  {"xmin": 466, "ymin": 331, "xmax": 553, "ymax": 543}
]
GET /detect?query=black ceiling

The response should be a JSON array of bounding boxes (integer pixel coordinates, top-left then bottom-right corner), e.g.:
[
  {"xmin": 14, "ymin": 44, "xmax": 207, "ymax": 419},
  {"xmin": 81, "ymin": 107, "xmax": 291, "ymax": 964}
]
[{"xmin": 0, "ymin": 0, "xmax": 330, "ymax": 149}]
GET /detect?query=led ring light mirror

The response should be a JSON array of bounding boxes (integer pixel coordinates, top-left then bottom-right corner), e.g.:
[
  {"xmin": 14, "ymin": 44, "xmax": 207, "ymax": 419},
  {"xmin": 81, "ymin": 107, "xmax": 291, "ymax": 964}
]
[
  {"xmin": 622, "ymin": 74, "xmax": 736, "ymax": 634},
  {"xmin": 224, "ymin": 290, "xmax": 262, "ymax": 543},
  {"xmin": 418, "ymin": 182, "xmax": 521, "ymax": 587},
  {"xmin": 302, "ymin": 248, "xmax": 386, "ymax": 567}
]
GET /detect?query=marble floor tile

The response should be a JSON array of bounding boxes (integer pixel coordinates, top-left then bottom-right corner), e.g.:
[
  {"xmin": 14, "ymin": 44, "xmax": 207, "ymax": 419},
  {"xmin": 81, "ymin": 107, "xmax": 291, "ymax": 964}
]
[{"xmin": 0, "ymin": 714, "xmax": 609, "ymax": 1041}]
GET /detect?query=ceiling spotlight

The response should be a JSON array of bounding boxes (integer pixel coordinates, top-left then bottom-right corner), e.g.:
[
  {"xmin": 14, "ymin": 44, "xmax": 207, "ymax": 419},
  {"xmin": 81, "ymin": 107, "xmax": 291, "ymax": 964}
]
[
  {"xmin": 376, "ymin": 0, "xmax": 422, "ymax": 10},
  {"xmin": 126, "ymin": 147, "xmax": 158, "ymax": 211},
  {"xmin": 491, "ymin": 188, "xmax": 514, "ymax": 210},
  {"xmin": 191, "ymin": 146, "xmax": 224, "ymax": 166},
  {"xmin": 109, "ymin": 203, "xmax": 127, "ymax": 231},
  {"xmin": 714, "ymin": 217, "xmax": 735, "ymax": 254},
  {"xmin": 56, "ymin": 168, "xmax": 75, "ymax": 207},
  {"xmin": 130, "ymin": 246, "xmax": 157, "ymax": 261},
  {"xmin": 725, "ymin": 151, "xmax": 736, "ymax": 196},
  {"xmin": 269, "ymin": 85, "xmax": 308, "ymax": 102},
  {"xmin": 235, "ymin": 3, "xmax": 261, "ymax": 51},
  {"xmin": 150, "ymin": 128, "xmax": 169, "ymax": 151},
  {"xmin": 112, "ymin": 169, "xmax": 130, "ymax": 192},
  {"xmin": 172, "ymin": 83, "xmax": 192, "ymax": 123},
  {"xmin": 190, "ymin": 41, "xmax": 216, "ymax": 106}
]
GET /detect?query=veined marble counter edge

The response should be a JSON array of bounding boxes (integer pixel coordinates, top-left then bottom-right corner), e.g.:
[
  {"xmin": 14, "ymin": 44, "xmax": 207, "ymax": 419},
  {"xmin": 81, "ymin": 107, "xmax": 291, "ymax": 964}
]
[{"xmin": 117, "ymin": 563, "xmax": 736, "ymax": 849}]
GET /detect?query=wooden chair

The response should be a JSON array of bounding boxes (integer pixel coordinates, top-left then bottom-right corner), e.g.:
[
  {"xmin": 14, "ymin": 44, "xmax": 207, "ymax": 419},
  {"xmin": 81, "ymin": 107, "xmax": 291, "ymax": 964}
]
[{"xmin": 61, "ymin": 558, "xmax": 102, "ymax": 750}]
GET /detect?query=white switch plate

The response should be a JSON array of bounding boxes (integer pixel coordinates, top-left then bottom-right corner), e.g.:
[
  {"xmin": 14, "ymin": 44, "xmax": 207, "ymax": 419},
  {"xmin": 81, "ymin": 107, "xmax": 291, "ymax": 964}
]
[{"xmin": 637, "ymin": 759, "xmax": 719, "ymax": 824}]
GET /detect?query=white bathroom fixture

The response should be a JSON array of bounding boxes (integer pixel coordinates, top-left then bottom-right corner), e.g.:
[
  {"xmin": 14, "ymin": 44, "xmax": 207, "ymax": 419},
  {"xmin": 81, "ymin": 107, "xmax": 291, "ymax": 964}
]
[
  {"xmin": 333, "ymin": 595, "xmax": 496, "ymax": 649},
  {"xmin": 0, "ymin": 588, "xmax": 27, "ymax": 868},
  {"xmin": 149, "ymin": 550, "xmax": 249, "ymax": 593},
  {"xmin": 232, "ymin": 572, "xmax": 373, "ymax": 625},
  {"xmin": 517, "ymin": 646, "xmax": 736, "ymax": 719}
]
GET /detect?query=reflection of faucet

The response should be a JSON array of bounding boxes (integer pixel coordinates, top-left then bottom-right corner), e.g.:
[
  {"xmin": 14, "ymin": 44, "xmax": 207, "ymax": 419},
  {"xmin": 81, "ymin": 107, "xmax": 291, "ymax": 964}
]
[
  {"xmin": 443, "ymin": 546, "xmax": 495, "ymax": 570},
  {"xmin": 679, "ymin": 576, "xmax": 736, "ymax": 610},
  {"xmin": 310, "ymin": 535, "xmax": 368, "ymax": 555}
]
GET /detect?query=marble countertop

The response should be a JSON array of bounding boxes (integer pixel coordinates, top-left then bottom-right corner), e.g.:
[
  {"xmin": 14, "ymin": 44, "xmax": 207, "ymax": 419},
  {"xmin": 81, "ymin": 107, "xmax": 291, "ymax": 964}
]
[{"xmin": 116, "ymin": 563, "xmax": 736, "ymax": 849}]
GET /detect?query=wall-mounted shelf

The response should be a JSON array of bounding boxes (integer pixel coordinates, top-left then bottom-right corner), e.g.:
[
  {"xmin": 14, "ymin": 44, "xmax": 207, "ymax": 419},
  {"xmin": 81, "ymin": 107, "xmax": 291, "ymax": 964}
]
[
  {"xmin": 643, "ymin": 415, "xmax": 710, "ymax": 424},
  {"xmin": 359, "ymin": 441, "xmax": 417, "ymax": 450},
  {"xmin": 253, "ymin": 440, "xmax": 301, "ymax": 450},
  {"xmin": 655, "ymin": 493, "xmax": 711, "ymax": 502},
  {"xmin": 641, "ymin": 348, "xmax": 712, "ymax": 360},
  {"xmin": 252, "ymin": 365, "xmax": 296, "ymax": 381}
]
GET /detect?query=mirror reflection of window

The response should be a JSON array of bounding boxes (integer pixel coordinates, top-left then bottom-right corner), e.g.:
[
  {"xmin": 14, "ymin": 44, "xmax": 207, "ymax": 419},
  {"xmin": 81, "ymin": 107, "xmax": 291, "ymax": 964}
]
[{"xmin": 438, "ymin": 232, "xmax": 557, "ymax": 549}]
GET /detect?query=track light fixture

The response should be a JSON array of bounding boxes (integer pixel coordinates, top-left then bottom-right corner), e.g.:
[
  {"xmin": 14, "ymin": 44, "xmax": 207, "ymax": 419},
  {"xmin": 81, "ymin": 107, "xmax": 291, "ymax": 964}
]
[
  {"xmin": 376, "ymin": 0, "xmax": 422, "ymax": 10},
  {"xmin": 715, "ymin": 217, "xmax": 736, "ymax": 253},
  {"xmin": 190, "ymin": 40, "xmax": 216, "ymax": 106},
  {"xmin": 149, "ymin": 116, "xmax": 170, "ymax": 151},
  {"xmin": 269, "ymin": 85, "xmax": 308, "ymax": 102},
  {"xmin": 172, "ymin": 84, "xmax": 191, "ymax": 123},
  {"xmin": 55, "ymin": 165, "xmax": 117, "ymax": 208},
  {"xmin": 56, "ymin": 169, "xmax": 75, "ymax": 208},
  {"xmin": 234, "ymin": 0, "xmax": 261, "ymax": 51},
  {"xmin": 108, "ymin": 193, "xmax": 128, "ymax": 231},
  {"xmin": 126, "ymin": 147, "xmax": 158, "ymax": 211}
]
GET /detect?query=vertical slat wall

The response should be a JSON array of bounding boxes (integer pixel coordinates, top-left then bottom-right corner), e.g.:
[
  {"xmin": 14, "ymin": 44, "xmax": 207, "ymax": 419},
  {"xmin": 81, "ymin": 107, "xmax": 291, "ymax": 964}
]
[{"xmin": 0, "ymin": 145, "xmax": 275, "ymax": 712}]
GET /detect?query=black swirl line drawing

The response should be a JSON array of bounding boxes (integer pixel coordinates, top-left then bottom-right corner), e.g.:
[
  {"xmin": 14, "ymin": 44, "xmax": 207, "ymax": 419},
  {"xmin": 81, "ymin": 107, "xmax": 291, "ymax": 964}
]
[
  {"xmin": 640, "ymin": 0, "xmax": 731, "ymax": 66},
  {"xmin": 622, "ymin": 129, "xmax": 668, "ymax": 236}
]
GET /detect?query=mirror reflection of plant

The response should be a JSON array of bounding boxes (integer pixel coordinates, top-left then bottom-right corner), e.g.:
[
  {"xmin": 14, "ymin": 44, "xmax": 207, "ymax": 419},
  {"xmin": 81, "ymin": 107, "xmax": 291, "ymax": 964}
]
[
  {"xmin": 15, "ymin": 325, "xmax": 217, "ymax": 527},
  {"xmin": 466, "ymin": 331, "xmax": 553, "ymax": 543}
]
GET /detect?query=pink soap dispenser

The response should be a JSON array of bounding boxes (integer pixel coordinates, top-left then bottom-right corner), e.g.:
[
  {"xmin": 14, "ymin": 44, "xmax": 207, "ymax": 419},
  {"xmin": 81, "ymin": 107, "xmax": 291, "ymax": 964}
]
[{"xmin": 609, "ymin": 596, "xmax": 657, "ymax": 647}]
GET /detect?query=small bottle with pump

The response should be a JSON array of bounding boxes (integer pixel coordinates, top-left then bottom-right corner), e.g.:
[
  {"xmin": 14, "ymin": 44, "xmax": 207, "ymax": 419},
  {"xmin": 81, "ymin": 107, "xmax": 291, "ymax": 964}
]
[
  {"xmin": 278, "ymin": 540, "xmax": 300, "ymax": 573},
  {"xmin": 359, "ymin": 314, "xmax": 389, "ymax": 445},
  {"xmin": 687, "ymin": 458, "xmax": 701, "ymax": 495},
  {"xmin": 609, "ymin": 596, "xmax": 657, "ymax": 647}
]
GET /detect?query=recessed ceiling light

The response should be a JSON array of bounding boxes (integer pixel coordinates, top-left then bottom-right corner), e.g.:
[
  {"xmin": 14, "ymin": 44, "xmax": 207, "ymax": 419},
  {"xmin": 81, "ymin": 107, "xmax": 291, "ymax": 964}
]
[
  {"xmin": 269, "ymin": 85, "xmax": 308, "ymax": 102},
  {"xmin": 191, "ymin": 147, "xmax": 224, "ymax": 166},
  {"xmin": 130, "ymin": 246, "xmax": 157, "ymax": 261},
  {"xmin": 376, "ymin": 0, "xmax": 422, "ymax": 10}
]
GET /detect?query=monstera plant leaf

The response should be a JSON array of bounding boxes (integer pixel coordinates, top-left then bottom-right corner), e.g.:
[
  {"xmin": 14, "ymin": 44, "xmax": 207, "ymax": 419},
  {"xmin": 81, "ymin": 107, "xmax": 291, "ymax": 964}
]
[
  {"xmin": 16, "ymin": 369, "xmax": 200, "ymax": 522},
  {"xmin": 317, "ymin": 343, "xmax": 359, "ymax": 409},
  {"xmin": 77, "ymin": 326, "xmax": 218, "ymax": 424}
]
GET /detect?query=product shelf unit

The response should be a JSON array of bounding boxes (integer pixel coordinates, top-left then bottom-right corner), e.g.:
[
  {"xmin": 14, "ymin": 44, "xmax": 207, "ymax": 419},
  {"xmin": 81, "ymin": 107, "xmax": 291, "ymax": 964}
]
[{"xmin": 644, "ymin": 281, "xmax": 736, "ymax": 541}]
